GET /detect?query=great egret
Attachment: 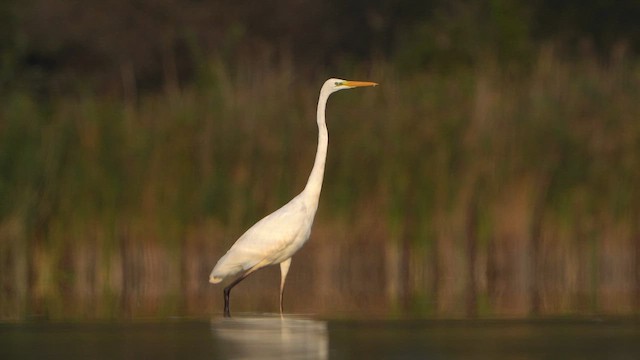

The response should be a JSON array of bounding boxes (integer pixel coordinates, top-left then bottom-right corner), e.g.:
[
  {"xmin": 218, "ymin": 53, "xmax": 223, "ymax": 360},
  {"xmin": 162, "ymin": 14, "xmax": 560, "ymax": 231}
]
[{"xmin": 209, "ymin": 78, "xmax": 378, "ymax": 317}]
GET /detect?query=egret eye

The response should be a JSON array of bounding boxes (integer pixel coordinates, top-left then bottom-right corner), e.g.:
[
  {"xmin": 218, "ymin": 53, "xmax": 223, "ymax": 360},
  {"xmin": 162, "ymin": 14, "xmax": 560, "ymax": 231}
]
[{"xmin": 334, "ymin": 81, "xmax": 342, "ymax": 86}]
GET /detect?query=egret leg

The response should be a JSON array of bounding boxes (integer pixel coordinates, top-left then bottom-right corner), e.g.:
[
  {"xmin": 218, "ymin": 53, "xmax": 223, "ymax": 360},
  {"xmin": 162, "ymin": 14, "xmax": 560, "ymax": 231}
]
[
  {"xmin": 279, "ymin": 258, "xmax": 292, "ymax": 314},
  {"xmin": 223, "ymin": 266, "xmax": 260, "ymax": 317}
]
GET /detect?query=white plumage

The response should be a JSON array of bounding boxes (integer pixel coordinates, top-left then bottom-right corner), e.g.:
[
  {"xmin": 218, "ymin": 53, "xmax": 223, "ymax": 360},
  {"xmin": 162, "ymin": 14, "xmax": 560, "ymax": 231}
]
[
  {"xmin": 209, "ymin": 78, "xmax": 378, "ymax": 316},
  {"xmin": 210, "ymin": 196, "xmax": 311, "ymax": 282}
]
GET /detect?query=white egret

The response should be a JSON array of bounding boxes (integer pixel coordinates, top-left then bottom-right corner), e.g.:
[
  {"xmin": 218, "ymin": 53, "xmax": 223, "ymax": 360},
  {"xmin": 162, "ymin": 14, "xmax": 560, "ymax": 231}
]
[{"xmin": 209, "ymin": 78, "xmax": 378, "ymax": 317}]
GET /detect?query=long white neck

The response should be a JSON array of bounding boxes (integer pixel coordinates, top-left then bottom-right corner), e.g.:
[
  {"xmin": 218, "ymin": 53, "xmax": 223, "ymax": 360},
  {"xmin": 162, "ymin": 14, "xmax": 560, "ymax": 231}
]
[{"xmin": 301, "ymin": 88, "xmax": 330, "ymax": 208}]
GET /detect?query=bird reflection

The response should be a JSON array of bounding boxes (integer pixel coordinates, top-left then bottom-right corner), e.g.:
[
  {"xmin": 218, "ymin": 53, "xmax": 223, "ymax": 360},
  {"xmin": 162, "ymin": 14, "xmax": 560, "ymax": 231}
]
[{"xmin": 211, "ymin": 315, "xmax": 328, "ymax": 359}]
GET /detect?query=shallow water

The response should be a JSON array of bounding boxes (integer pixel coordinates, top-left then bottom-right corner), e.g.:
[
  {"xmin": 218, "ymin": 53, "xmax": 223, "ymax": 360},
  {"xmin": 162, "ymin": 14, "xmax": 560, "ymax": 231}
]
[{"xmin": 2, "ymin": 316, "xmax": 640, "ymax": 359}]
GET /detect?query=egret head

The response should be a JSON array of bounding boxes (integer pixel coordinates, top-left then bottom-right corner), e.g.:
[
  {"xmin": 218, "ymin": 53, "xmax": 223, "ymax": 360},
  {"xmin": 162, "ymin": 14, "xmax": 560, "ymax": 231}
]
[{"xmin": 323, "ymin": 78, "xmax": 378, "ymax": 94}]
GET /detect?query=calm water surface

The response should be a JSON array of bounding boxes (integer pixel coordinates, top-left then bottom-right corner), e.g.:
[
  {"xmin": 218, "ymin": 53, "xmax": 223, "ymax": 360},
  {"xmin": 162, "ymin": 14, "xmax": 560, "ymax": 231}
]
[{"xmin": 1, "ymin": 316, "xmax": 640, "ymax": 359}]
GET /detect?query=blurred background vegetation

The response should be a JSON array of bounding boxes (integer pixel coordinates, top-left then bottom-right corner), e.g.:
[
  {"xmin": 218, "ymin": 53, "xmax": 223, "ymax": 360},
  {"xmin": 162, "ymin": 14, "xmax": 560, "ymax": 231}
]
[{"xmin": 1, "ymin": 0, "xmax": 640, "ymax": 320}]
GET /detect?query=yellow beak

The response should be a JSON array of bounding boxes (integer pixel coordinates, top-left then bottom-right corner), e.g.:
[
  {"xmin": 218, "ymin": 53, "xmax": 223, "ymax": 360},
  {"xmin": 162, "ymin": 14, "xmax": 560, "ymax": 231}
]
[{"xmin": 343, "ymin": 80, "xmax": 379, "ymax": 87}]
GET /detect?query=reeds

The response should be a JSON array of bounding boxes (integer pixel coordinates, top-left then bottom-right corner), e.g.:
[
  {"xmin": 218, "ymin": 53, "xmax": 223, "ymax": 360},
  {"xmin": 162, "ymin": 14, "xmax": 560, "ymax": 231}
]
[{"xmin": 1, "ymin": 49, "xmax": 639, "ymax": 319}]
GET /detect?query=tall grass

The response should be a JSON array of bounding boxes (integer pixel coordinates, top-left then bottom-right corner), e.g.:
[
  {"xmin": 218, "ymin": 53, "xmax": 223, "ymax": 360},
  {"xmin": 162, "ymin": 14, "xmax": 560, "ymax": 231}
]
[{"xmin": 1, "ymin": 49, "xmax": 639, "ymax": 319}]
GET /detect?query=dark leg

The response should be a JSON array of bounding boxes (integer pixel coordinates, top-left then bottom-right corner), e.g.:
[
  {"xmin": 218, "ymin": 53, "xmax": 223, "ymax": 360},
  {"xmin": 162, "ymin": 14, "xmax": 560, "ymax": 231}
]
[{"xmin": 223, "ymin": 270, "xmax": 255, "ymax": 317}]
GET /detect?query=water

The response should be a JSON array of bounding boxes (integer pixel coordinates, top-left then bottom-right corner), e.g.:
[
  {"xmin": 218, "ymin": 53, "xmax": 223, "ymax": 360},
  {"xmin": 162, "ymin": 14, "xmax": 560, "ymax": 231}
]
[{"xmin": 2, "ymin": 316, "xmax": 640, "ymax": 359}]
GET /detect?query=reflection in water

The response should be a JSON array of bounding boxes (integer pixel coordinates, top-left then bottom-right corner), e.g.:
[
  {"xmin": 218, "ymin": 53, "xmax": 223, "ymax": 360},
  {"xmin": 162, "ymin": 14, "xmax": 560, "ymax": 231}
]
[{"xmin": 211, "ymin": 315, "xmax": 328, "ymax": 359}]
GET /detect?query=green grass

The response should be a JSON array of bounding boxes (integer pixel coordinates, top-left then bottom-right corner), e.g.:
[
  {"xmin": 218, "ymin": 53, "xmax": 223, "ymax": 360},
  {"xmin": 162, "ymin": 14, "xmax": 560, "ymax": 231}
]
[{"xmin": 1, "ymin": 51, "xmax": 640, "ymax": 319}]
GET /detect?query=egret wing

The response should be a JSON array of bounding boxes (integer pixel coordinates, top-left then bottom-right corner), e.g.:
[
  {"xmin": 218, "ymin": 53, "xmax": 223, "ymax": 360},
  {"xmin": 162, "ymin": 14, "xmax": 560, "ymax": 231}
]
[{"xmin": 210, "ymin": 198, "xmax": 310, "ymax": 281}]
